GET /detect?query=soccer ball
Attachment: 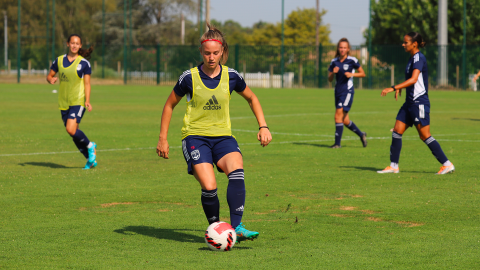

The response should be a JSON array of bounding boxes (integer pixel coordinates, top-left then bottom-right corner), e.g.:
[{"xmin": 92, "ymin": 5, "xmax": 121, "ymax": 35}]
[{"xmin": 204, "ymin": 221, "xmax": 237, "ymax": 251}]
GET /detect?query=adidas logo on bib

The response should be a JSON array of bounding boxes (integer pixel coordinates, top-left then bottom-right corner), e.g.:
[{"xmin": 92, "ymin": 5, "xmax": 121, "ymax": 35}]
[
  {"xmin": 203, "ymin": 95, "xmax": 222, "ymax": 110},
  {"xmin": 60, "ymin": 72, "xmax": 69, "ymax": 82}
]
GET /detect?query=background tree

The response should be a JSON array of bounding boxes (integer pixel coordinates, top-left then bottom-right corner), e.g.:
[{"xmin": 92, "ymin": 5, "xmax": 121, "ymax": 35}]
[
  {"xmin": 247, "ymin": 8, "xmax": 331, "ymax": 46},
  {"xmin": 367, "ymin": 0, "xmax": 480, "ymax": 45}
]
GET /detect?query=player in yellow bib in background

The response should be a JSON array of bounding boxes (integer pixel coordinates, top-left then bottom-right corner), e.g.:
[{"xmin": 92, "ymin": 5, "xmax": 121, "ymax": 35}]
[
  {"xmin": 47, "ymin": 34, "xmax": 97, "ymax": 169},
  {"xmin": 156, "ymin": 24, "xmax": 272, "ymax": 243}
]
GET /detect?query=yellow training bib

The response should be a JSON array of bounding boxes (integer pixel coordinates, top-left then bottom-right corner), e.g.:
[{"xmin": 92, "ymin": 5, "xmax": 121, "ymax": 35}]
[
  {"xmin": 58, "ymin": 55, "xmax": 85, "ymax": 110},
  {"xmin": 181, "ymin": 66, "xmax": 231, "ymax": 139}
]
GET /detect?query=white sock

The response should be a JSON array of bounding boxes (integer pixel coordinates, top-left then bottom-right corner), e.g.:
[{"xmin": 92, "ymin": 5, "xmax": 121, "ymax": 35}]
[
  {"xmin": 390, "ymin": 162, "xmax": 399, "ymax": 169},
  {"xmin": 87, "ymin": 142, "xmax": 93, "ymax": 149},
  {"xmin": 443, "ymin": 160, "xmax": 452, "ymax": 166}
]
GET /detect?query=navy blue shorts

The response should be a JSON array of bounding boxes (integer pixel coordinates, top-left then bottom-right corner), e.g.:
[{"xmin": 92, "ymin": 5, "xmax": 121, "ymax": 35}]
[
  {"xmin": 396, "ymin": 103, "xmax": 430, "ymax": 127},
  {"xmin": 61, "ymin": 105, "xmax": 86, "ymax": 126},
  {"xmin": 335, "ymin": 91, "xmax": 354, "ymax": 111},
  {"xmin": 181, "ymin": 135, "xmax": 242, "ymax": 175}
]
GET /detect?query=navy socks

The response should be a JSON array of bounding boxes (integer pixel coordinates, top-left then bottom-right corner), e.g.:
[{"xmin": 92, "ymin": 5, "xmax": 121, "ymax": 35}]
[
  {"xmin": 73, "ymin": 138, "xmax": 89, "ymax": 159},
  {"xmin": 227, "ymin": 169, "xmax": 245, "ymax": 228},
  {"xmin": 201, "ymin": 189, "xmax": 220, "ymax": 224},
  {"xmin": 335, "ymin": 123, "xmax": 343, "ymax": 146},
  {"xmin": 390, "ymin": 131, "xmax": 403, "ymax": 164},
  {"xmin": 346, "ymin": 121, "xmax": 363, "ymax": 137},
  {"xmin": 71, "ymin": 129, "xmax": 90, "ymax": 147},
  {"xmin": 423, "ymin": 136, "xmax": 449, "ymax": 164},
  {"xmin": 200, "ymin": 169, "xmax": 246, "ymax": 227}
]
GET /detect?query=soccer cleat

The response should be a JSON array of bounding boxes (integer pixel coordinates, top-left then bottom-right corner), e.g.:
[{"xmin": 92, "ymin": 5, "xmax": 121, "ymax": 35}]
[
  {"xmin": 87, "ymin": 142, "xmax": 97, "ymax": 163},
  {"xmin": 377, "ymin": 166, "xmax": 399, "ymax": 174},
  {"xmin": 329, "ymin": 144, "xmax": 341, "ymax": 149},
  {"xmin": 360, "ymin": 132, "xmax": 367, "ymax": 147},
  {"xmin": 436, "ymin": 164, "xmax": 455, "ymax": 175},
  {"xmin": 235, "ymin": 223, "xmax": 259, "ymax": 242},
  {"xmin": 83, "ymin": 160, "xmax": 97, "ymax": 170}
]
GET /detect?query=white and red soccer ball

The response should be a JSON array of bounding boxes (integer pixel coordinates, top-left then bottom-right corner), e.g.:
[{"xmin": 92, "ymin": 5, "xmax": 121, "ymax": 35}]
[{"xmin": 204, "ymin": 221, "xmax": 236, "ymax": 251}]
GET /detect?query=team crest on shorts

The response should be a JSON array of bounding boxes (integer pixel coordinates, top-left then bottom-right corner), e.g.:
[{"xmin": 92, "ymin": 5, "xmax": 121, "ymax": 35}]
[
  {"xmin": 343, "ymin": 64, "xmax": 349, "ymax": 70},
  {"xmin": 191, "ymin": 150, "xmax": 200, "ymax": 160},
  {"xmin": 338, "ymin": 103, "xmax": 343, "ymax": 107}
]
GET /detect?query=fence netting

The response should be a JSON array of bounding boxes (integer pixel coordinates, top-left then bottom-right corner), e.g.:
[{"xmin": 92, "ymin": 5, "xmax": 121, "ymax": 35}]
[{"xmin": 1, "ymin": 43, "xmax": 478, "ymax": 90}]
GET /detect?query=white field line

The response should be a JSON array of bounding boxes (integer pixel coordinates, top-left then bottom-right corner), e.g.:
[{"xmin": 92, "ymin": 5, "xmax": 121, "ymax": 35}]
[
  {"xmin": 232, "ymin": 129, "xmax": 480, "ymax": 138},
  {"xmin": 2, "ymin": 134, "xmax": 480, "ymax": 157},
  {"xmin": 230, "ymin": 111, "xmax": 474, "ymax": 120}
]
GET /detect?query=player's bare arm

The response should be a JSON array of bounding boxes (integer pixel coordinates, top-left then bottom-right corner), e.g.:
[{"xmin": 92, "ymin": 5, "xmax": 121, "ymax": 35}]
[
  {"xmin": 47, "ymin": 70, "xmax": 58, "ymax": 84},
  {"xmin": 237, "ymin": 86, "xmax": 272, "ymax": 147},
  {"xmin": 157, "ymin": 90, "xmax": 183, "ymax": 159}
]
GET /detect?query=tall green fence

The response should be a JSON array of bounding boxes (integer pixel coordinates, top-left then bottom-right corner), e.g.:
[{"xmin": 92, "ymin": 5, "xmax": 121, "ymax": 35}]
[{"xmin": 1, "ymin": 43, "xmax": 479, "ymax": 90}]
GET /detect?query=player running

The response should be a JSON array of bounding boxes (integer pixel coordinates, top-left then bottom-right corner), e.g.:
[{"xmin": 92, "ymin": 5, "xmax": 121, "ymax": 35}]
[
  {"xmin": 46, "ymin": 34, "xmax": 97, "ymax": 170},
  {"xmin": 328, "ymin": 38, "xmax": 367, "ymax": 148},
  {"xmin": 156, "ymin": 24, "xmax": 272, "ymax": 242},
  {"xmin": 378, "ymin": 32, "xmax": 454, "ymax": 175}
]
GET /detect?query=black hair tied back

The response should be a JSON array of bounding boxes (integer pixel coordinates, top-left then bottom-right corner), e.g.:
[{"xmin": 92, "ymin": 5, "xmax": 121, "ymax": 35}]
[{"xmin": 406, "ymin": 32, "xmax": 426, "ymax": 48}]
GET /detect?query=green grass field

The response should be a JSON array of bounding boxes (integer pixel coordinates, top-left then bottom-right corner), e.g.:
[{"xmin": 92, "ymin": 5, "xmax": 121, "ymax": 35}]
[{"xmin": 1, "ymin": 84, "xmax": 479, "ymax": 269}]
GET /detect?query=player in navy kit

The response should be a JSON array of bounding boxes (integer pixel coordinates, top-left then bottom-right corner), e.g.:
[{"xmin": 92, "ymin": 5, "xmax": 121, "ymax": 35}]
[
  {"xmin": 328, "ymin": 38, "xmax": 367, "ymax": 148},
  {"xmin": 378, "ymin": 32, "xmax": 455, "ymax": 175},
  {"xmin": 156, "ymin": 24, "xmax": 272, "ymax": 242}
]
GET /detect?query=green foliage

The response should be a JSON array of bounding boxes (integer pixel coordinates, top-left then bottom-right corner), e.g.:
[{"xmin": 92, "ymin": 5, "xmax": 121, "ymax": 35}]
[
  {"xmin": 368, "ymin": 0, "xmax": 480, "ymax": 45},
  {"xmin": 1, "ymin": 85, "xmax": 479, "ymax": 268},
  {"xmin": 247, "ymin": 8, "xmax": 331, "ymax": 46}
]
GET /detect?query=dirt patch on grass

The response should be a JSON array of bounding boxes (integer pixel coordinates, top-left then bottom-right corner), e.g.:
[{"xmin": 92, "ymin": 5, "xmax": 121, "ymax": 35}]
[
  {"xmin": 394, "ymin": 221, "xmax": 425, "ymax": 227},
  {"xmin": 330, "ymin": 214, "xmax": 354, "ymax": 218},
  {"xmin": 340, "ymin": 206, "xmax": 357, "ymax": 211},
  {"xmin": 365, "ymin": 217, "xmax": 383, "ymax": 222},
  {"xmin": 360, "ymin": 209, "xmax": 380, "ymax": 214},
  {"xmin": 101, "ymin": 202, "xmax": 138, "ymax": 208}
]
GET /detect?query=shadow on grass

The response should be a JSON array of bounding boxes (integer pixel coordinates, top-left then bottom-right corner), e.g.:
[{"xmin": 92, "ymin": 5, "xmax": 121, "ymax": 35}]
[
  {"xmin": 114, "ymin": 226, "xmax": 204, "ymax": 243},
  {"xmin": 340, "ymin": 166, "xmax": 428, "ymax": 173},
  {"xmin": 339, "ymin": 166, "xmax": 379, "ymax": 172},
  {"xmin": 198, "ymin": 246, "xmax": 252, "ymax": 251},
  {"xmin": 115, "ymin": 226, "xmax": 254, "ymax": 250},
  {"xmin": 292, "ymin": 142, "xmax": 332, "ymax": 148},
  {"xmin": 452, "ymin": 118, "xmax": 480, "ymax": 122},
  {"xmin": 18, "ymin": 162, "xmax": 76, "ymax": 169}
]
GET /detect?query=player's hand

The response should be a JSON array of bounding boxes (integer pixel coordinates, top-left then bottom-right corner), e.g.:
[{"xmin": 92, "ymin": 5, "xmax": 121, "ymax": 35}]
[
  {"xmin": 257, "ymin": 128, "xmax": 272, "ymax": 147},
  {"xmin": 333, "ymin": 67, "xmax": 340, "ymax": 74},
  {"xmin": 85, "ymin": 102, "xmax": 92, "ymax": 112},
  {"xmin": 394, "ymin": 89, "xmax": 402, "ymax": 101},
  {"xmin": 381, "ymin": 87, "xmax": 396, "ymax": 97},
  {"xmin": 344, "ymin": 72, "xmax": 353, "ymax": 78},
  {"xmin": 156, "ymin": 139, "xmax": 169, "ymax": 159},
  {"xmin": 474, "ymin": 76, "xmax": 478, "ymax": 82},
  {"xmin": 48, "ymin": 77, "xmax": 58, "ymax": 84}
]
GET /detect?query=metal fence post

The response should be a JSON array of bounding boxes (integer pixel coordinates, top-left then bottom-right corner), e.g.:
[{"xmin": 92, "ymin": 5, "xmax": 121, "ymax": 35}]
[
  {"xmin": 234, "ymin": 44, "xmax": 239, "ymax": 71},
  {"xmin": 156, "ymin": 44, "xmax": 160, "ymax": 85},
  {"xmin": 17, "ymin": 0, "xmax": 21, "ymax": 83},
  {"xmin": 318, "ymin": 44, "xmax": 322, "ymax": 88}
]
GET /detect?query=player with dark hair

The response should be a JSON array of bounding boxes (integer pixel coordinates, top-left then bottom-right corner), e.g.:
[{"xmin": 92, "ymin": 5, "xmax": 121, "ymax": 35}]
[
  {"xmin": 46, "ymin": 34, "xmax": 97, "ymax": 169},
  {"xmin": 378, "ymin": 32, "xmax": 455, "ymax": 174},
  {"xmin": 156, "ymin": 23, "xmax": 272, "ymax": 242},
  {"xmin": 328, "ymin": 38, "xmax": 367, "ymax": 148}
]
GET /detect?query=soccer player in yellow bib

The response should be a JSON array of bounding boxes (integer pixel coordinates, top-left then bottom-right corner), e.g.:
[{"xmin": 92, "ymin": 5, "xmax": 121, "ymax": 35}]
[
  {"xmin": 156, "ymin": 24, "xmax": 272, "ymax": 242},
  {"xmin": 46, "ymin": 34, "xmax": 97, "ymax": 169}
]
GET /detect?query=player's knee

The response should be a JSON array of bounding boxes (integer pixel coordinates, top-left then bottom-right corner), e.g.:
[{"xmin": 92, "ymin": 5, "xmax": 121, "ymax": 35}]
[
  {"xmin": 392, "ymin": 128, "xmax": 404, "ymax": 135},
  {"xmin": 66, "ymin": 127, "xmax": 76, "ymax": 136}
]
